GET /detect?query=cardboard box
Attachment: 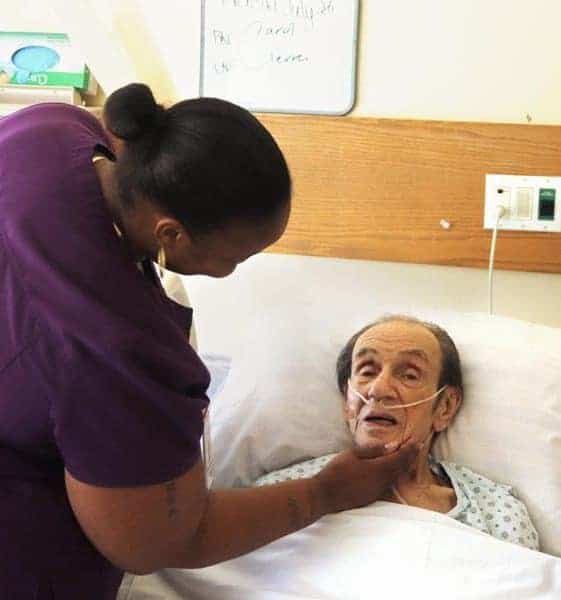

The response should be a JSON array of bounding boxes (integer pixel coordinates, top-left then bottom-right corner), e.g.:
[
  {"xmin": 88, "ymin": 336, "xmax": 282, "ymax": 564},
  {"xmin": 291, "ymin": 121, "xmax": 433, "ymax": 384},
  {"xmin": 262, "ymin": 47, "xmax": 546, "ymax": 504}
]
[{"xmin": 0, "ymin": 31, "xmax": 97, "ymax": 93}]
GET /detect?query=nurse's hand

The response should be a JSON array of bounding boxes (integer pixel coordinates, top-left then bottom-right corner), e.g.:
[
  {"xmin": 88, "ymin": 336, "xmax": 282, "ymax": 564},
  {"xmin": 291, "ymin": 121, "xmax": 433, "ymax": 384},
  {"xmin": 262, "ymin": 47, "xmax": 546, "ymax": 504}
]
[{"xmin": 312, "ymin": 439, "xmax": 419, "ymax": 514}]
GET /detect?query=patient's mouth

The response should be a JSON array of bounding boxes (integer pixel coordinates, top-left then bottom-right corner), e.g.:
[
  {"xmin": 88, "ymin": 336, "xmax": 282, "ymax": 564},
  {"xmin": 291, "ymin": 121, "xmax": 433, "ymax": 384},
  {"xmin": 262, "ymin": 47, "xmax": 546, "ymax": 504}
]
[{"xmin": 363, "ymin": 415, "xmax": 398, "ymax": 427}]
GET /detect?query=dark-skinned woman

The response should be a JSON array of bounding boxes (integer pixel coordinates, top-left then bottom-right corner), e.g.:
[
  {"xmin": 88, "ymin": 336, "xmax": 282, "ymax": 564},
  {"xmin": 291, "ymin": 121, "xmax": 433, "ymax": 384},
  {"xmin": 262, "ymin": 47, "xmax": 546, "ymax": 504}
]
[{"xmin": 0, "ymin": 83, "xmax": 417, "ymax": 599}]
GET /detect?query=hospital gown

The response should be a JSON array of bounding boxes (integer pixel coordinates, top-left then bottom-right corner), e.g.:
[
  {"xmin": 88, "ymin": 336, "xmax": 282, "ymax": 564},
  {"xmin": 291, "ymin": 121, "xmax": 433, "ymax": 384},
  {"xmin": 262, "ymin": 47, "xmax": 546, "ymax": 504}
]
[{"xmin": 254, "ymin": 454, "xmax": 539, "ymax": 551}]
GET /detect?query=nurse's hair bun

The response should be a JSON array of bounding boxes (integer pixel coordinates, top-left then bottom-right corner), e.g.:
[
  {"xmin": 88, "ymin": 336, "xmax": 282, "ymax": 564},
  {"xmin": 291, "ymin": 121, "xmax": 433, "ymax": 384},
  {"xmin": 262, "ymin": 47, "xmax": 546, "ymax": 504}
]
[{"xmin": 103, "ymin": 83, "xmax": 165, "ymax": 141}]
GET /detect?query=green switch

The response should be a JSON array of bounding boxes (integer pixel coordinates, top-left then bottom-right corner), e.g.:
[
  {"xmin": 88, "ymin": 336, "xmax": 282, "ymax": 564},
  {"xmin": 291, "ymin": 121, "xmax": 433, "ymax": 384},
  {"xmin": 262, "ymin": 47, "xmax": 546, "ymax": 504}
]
[{"xmin": 539, "ymin": 188, "xmax": 556, "ymax": 221}]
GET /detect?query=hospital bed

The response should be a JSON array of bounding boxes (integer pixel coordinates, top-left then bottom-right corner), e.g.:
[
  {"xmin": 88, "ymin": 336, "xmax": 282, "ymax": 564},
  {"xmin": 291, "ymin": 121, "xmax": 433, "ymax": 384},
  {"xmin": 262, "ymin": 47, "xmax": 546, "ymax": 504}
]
[{"xmin": 119, "ymin": 114, "xmax": 561, "ymax": 599}]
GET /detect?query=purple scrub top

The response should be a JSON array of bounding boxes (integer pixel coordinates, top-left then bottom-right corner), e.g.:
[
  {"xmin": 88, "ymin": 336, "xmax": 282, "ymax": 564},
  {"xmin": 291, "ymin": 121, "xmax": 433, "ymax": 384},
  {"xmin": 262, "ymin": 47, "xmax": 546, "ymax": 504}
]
[{"xmin": 0, "ymin": 104, "xmax": 210, "ymax": 599}]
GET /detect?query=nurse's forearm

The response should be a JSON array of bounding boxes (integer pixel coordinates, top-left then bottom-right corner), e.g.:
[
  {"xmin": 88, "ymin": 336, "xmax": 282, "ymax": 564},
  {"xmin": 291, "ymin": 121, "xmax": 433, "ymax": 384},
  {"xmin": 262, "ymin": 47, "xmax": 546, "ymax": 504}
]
[
  {"xmin": 66, "ymin": 443, "xmax": 416, "ymax": 574},
  {"xmin": 66, "ymin": 458, "xmax": 324, "ymax": 575},
  {"xmin": 172, "ymin": 441, "xmax": 417, "ymax": 568},
  {"xmin": 172, "ymin": 480, "xmax": 324, "ymax": 568}
]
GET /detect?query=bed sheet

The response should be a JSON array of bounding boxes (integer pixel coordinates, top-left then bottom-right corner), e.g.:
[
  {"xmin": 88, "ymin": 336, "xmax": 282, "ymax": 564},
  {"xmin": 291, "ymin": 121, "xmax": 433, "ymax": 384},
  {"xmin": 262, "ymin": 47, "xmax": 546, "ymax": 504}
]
[{"xmin": 118, "ymin": 502, "xmax": 561, "ymax": 600}]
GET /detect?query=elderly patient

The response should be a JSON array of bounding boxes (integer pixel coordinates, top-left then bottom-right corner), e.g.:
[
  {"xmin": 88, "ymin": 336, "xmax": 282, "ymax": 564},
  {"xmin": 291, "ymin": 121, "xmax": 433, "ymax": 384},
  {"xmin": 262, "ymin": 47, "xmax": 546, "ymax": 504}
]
[{"xmin": 255, "ymin": 315, "xmax": 539, "ymax": 551}]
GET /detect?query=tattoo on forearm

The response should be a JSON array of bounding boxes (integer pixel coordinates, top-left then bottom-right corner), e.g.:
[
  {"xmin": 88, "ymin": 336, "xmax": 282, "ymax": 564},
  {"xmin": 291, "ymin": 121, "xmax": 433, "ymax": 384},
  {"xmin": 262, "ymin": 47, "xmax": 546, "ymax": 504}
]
[
  {"xmin": 165, "ymin": 480, "xmax": 178, "ymax": 520},
  {"xmin": 287, "ymin": 497, "xmax": 301, "ymax": 530}
]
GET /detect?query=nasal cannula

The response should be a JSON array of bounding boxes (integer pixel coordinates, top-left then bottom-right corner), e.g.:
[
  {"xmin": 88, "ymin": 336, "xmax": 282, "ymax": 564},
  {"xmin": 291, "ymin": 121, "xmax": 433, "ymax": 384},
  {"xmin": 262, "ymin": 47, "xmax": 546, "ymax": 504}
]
[{"xmin": 347, "ymin": 380, "xmax": 447, "ymax": 410}]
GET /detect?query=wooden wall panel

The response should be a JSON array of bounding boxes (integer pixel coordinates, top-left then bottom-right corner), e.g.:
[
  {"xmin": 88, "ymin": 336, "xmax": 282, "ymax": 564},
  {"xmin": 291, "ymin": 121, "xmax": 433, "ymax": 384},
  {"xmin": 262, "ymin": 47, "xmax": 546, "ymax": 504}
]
[{"xmin": 258, "ymin": 115, "xmax": 561, "ymax": 273}]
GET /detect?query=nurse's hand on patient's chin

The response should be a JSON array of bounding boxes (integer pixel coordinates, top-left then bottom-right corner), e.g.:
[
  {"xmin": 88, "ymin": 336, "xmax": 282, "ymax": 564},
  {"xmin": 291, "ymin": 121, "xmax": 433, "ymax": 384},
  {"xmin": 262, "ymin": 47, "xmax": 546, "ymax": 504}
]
[{"xmin": 312, "ymin": 438, "xmax": 420, "ymax": 515}]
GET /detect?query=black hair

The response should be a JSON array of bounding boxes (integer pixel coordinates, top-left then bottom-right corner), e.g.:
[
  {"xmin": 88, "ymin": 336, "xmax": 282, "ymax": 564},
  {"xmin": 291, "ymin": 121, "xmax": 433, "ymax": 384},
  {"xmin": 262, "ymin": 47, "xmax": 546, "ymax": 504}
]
[
  {"xmin": 336, "ymin": 315, "xmax": 464, "ymax": 398},
  {"xmin": 103, "ymin": 83, "xmax": 291, "ymax": 238}
]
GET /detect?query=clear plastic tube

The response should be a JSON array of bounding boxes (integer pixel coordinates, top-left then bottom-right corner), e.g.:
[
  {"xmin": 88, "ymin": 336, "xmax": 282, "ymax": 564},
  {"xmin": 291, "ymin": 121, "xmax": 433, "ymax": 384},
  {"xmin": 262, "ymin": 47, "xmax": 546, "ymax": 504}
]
[{"xmin": 347, "ymin": 380, "xmax": 446, "ymax": 410}]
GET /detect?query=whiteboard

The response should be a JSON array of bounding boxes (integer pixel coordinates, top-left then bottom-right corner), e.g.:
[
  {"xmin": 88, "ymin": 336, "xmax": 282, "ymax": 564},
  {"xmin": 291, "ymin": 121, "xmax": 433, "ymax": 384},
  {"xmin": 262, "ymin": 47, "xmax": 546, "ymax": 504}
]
[{"xmin": 200, "ymin": 0, "xmax": 360, "ymax": 115}]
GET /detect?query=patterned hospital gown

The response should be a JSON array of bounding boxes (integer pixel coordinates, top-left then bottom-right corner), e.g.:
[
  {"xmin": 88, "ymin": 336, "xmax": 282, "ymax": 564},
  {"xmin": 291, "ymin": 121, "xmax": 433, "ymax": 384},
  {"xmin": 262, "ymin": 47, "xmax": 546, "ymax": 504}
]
[{"xmin": 254, "ymin": 454, "xmax": 539, "ymax": 551}]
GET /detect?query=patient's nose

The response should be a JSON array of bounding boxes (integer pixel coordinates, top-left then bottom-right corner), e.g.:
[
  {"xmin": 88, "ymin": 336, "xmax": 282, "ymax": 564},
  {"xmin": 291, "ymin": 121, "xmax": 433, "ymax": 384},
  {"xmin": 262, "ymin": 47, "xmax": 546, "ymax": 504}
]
[{"xmin": 367, "ymin": 369, "xmax": 397, "ymax": 402}]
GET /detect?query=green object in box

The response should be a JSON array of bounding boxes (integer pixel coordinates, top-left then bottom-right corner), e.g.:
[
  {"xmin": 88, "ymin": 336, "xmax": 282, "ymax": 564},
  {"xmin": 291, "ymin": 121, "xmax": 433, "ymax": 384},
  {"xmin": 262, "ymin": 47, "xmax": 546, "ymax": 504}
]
[
  {"xmin": 538, "ymin": 188, "xmax": 556, "ymax": 221},
  {"xmin": 0, "ymin": 32, "xmax": 91, "ymax": 90}
]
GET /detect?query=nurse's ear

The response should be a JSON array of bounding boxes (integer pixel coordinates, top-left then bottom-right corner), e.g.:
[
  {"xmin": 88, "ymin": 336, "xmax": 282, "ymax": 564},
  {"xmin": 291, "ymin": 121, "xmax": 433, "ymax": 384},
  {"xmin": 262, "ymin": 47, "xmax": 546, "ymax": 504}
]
[
  {"xmin": 155, "ymin": 218, "xmax": 192, "ymax": 252},
  {"xmin": 432, "ymin": 387, "xmax": 462, "ymax": 433},
  {"xmin": 153, "ymin": 217, "xmax": 194, "ymax": 274}
]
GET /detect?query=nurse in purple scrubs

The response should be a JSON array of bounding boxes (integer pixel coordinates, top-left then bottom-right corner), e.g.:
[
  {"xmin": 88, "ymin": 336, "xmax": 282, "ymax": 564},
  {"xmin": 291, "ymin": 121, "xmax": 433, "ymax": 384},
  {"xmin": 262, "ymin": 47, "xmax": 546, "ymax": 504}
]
[{"xmin": 0, "ymin": 83, "xmax": 417, "ymax": 599}]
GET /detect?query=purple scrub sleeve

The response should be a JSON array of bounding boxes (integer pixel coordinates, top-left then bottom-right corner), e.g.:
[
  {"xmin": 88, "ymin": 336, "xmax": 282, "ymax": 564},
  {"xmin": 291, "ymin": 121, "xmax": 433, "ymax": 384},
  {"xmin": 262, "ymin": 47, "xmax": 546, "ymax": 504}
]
[{"xmin": 0, "ymin": 103, "xmax": 210, "ymax": 598}]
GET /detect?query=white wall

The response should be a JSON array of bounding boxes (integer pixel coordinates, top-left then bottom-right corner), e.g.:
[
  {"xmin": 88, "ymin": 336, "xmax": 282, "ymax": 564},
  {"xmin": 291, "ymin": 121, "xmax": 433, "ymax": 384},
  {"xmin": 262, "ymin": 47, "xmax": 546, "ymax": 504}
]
[
  {"xmin": 6, "ymin": 0, "xmax": 561, "ymax": 124},
  {"xmin": 356, "ymin": 0, "xmax": 561, "ymax": 124},
  {"xmin": 4, "ymin": 0, "xmax": 561, "ymax": 326}
]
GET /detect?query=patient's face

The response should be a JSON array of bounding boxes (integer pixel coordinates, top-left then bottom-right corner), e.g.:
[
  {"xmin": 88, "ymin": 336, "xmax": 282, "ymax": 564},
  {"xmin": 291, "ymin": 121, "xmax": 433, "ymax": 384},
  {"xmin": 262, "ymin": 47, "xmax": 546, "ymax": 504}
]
[{"xmin": 345, "ymin": 321, "xmax": 443, "ymax": 449}]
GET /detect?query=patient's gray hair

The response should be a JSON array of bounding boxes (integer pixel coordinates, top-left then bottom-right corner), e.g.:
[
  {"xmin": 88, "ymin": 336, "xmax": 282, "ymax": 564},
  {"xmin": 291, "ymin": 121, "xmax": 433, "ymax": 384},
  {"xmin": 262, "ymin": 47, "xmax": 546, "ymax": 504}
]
[{"xmin": 336, "ymin": 315, "xmax": 463, "ymax": 398}]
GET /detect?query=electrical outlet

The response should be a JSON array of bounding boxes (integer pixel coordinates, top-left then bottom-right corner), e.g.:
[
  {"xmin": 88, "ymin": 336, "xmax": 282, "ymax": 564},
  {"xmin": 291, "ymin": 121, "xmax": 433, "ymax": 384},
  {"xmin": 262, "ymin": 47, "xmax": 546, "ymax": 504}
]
[{"xmin": 484, "ymin": 174, "xmax": 561, "ymax": 232}]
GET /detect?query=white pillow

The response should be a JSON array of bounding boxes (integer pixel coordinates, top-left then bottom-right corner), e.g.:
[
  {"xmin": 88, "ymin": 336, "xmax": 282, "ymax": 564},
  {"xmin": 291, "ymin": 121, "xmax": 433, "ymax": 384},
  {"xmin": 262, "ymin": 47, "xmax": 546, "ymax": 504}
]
[
  {"xmin": 432, "ymin": 312, "xmax": 561, "ymax": 558},
  {"xmin": 208, "ymin": 301, "xmax": 561, "ymax": 557}
]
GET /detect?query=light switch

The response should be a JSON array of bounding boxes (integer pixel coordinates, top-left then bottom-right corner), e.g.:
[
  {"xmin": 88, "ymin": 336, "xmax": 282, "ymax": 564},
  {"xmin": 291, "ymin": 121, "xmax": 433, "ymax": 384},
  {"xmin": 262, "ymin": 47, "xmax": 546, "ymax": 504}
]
[
  {"xmin": 538, "ymin": 188, "xmax": 556, "ymax": 221},
  {"xmin": 514, "ymin": 187, "xmax": 532, "ymax": 220}
]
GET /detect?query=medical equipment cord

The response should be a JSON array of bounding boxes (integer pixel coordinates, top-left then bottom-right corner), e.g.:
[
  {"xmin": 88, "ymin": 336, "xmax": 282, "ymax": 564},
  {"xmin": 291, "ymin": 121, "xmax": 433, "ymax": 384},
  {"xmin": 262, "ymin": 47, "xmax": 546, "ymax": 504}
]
[{"xmin": 488, "ymin": 205, "xmax": 506, "ymax": 315}]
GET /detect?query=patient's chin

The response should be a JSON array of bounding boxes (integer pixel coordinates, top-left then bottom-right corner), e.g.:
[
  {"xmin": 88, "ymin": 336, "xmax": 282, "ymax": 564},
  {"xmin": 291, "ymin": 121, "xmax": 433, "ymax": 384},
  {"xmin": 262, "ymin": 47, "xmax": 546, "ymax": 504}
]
[{"xmin": 355, "ymin": 426, "xmax": 400, "ymax": 449}]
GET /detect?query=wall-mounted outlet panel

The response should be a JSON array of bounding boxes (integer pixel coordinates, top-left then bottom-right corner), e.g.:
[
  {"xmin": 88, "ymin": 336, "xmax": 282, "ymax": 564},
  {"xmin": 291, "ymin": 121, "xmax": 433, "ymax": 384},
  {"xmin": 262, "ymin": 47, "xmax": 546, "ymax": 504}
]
[{"xmin": 484, "ymin": 174, "xmax": 561, "ymax": 232}]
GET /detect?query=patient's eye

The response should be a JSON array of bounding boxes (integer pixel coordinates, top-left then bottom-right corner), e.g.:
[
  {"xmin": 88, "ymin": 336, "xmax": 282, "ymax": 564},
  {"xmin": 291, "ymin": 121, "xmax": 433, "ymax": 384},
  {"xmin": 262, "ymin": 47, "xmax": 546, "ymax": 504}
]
[
  {"xmin": 399, "ymin": 365, "xmax": 422, "ymax": 384},
  {"xmin": 355, "ymin": 361, "xmax": 379, "ymax": 379},
  {"xmin": 396, "ymin": 363, "xmax": 423, "ymax": 382}
]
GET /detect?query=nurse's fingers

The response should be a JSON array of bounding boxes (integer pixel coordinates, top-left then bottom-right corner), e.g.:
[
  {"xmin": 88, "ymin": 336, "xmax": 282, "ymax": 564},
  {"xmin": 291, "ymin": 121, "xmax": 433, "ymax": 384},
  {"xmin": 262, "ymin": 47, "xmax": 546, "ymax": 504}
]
[
  {"xmin": 315, "ymin": 439, "xmax": 420, "ymax": 514},
  {"xmin": 351, "ymin": 434, "xmax": 413, "ymax": 459}
]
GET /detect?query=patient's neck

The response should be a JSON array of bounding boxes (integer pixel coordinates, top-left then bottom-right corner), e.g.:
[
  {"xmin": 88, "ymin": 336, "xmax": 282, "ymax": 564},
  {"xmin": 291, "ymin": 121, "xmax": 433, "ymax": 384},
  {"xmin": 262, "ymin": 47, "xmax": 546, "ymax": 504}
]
[
  {"xmin": 399, "ymin": 443, "xmax": 435, "ymax": 486},
  {"xmin": 390, "ymin": 444, "xmax": 456, "ymax": 513}
]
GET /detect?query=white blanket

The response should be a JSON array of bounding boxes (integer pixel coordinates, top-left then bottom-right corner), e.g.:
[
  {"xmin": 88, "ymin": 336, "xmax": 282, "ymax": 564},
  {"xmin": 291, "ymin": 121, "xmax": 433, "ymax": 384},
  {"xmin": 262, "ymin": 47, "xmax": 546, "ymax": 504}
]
[{"xmin": 118, "ymin": 502, "xmax": 561, "ymax": 600}]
